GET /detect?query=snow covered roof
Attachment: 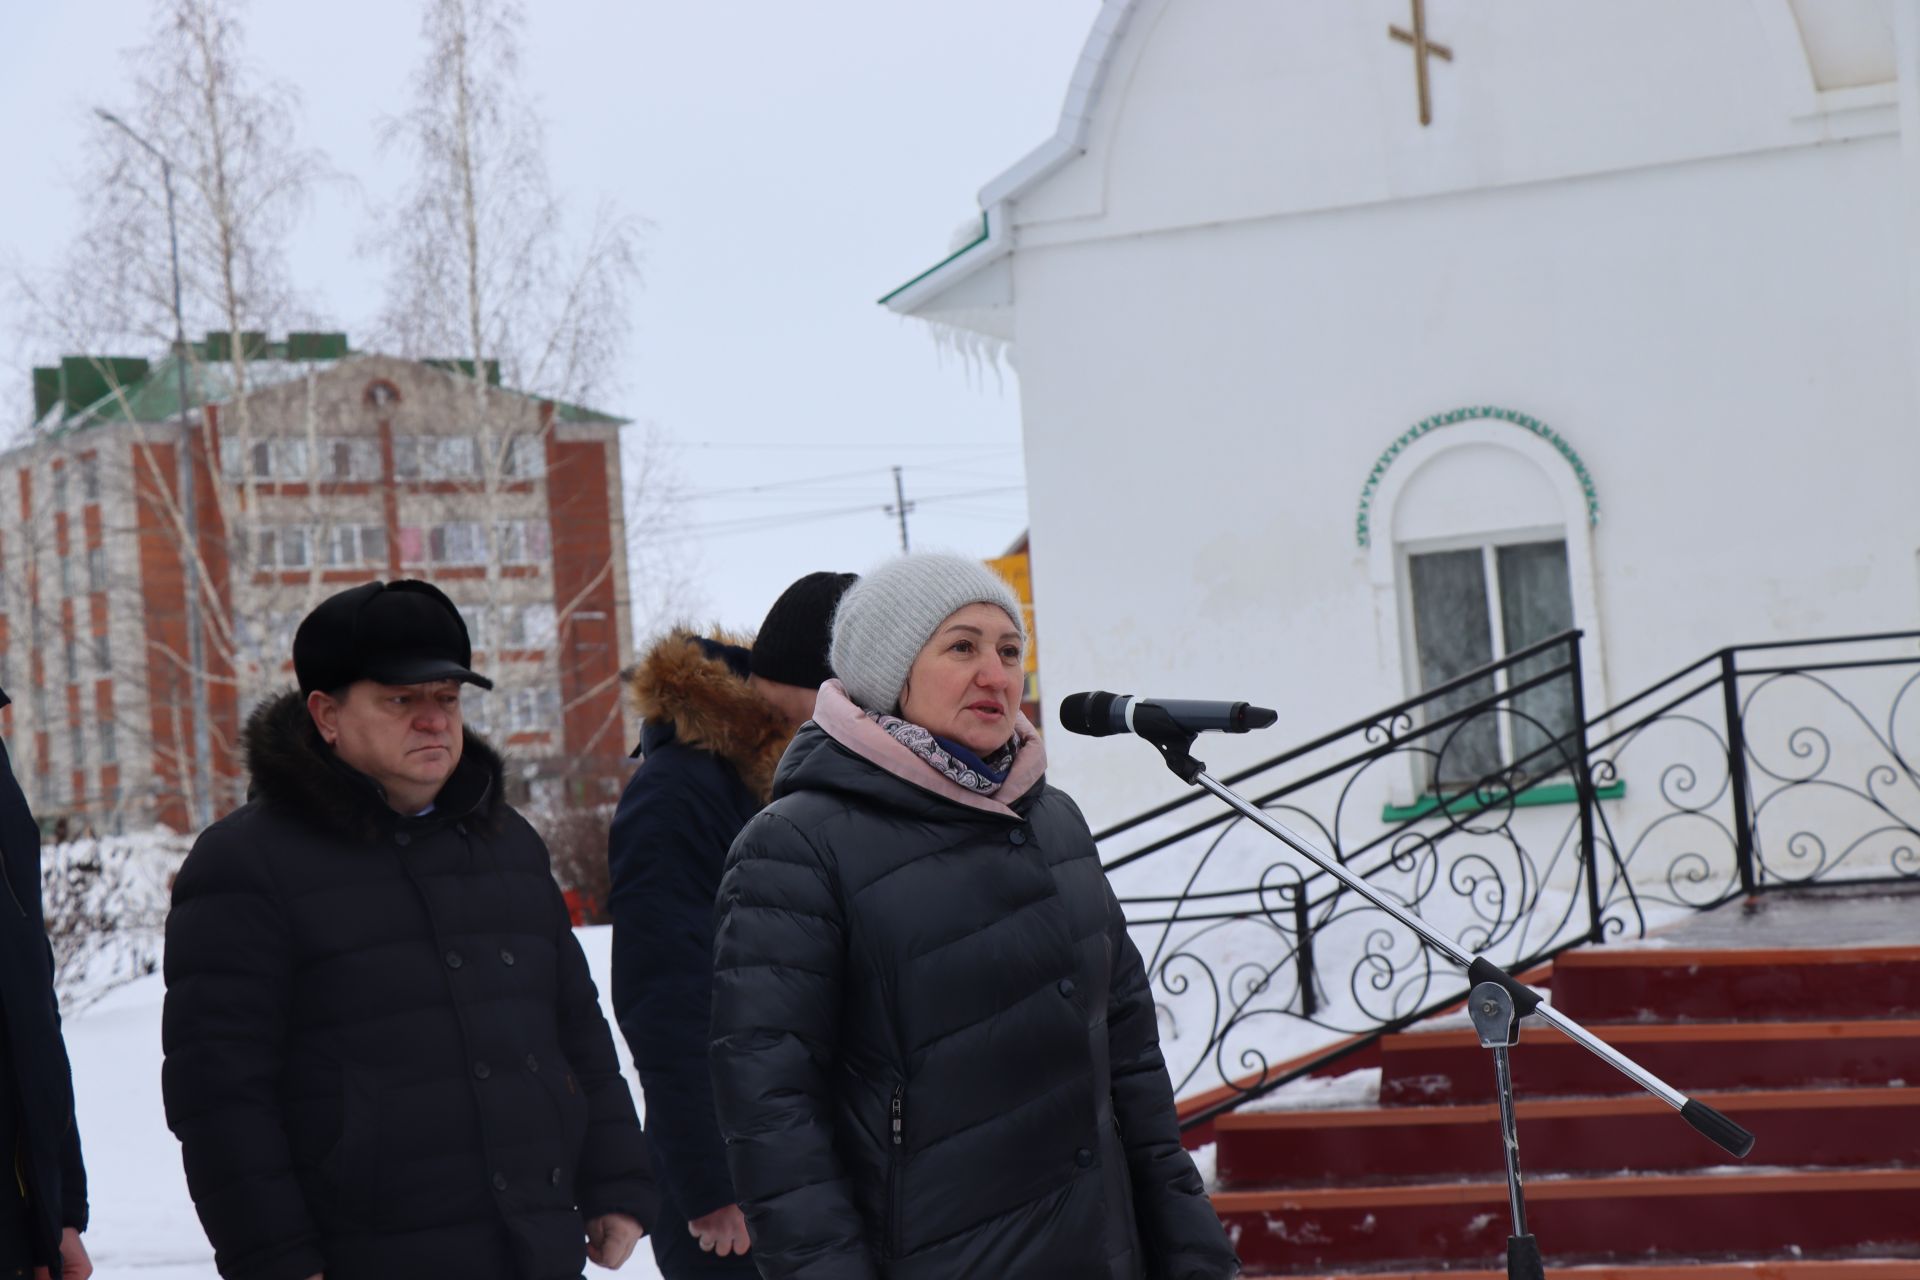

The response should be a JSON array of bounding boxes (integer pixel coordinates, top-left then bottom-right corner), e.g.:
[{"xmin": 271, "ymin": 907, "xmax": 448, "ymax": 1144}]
[{"xmin": 879, "ymin": 0, "xmax": 1141, "ymax": 317}]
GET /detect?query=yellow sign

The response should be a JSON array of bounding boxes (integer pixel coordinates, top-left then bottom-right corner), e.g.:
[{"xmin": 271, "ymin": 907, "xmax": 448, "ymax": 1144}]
[{"xmin": 984, "ymin": 551, "xmax": 1039, "ymax": 706}]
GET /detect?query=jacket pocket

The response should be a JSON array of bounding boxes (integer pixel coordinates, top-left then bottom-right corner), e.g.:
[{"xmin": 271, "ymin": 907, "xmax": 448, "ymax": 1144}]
[
  {"xmin": 886, "ymin": 1083, "xmax": 905, "ymax": 1257},
  {"xmin": 535, "ymin": 1053, "xmax": 591, "ymax": 1178}
]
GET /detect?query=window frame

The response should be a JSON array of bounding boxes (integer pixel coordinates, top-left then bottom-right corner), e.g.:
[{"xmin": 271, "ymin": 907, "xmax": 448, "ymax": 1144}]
[
  {"xmin": 1363, "ymin": 420, "xmax": 1609, "ymax": 809},
  {"xmin": 1397, "ymin": 527, "xmax": 1574, "ymax": 785}
]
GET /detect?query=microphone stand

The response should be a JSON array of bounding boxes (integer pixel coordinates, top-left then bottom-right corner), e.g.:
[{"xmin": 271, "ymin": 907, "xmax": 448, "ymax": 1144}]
[{"xmin": 1123, "ymin": 707, "xmax": 1756, "ymax": 1280}]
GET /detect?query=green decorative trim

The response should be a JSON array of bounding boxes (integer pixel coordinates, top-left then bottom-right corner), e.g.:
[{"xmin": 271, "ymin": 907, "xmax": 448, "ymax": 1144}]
[
  {"xmin": 1355, "ymin": 406, "xmax": 1600, "ymax": 549},
  {"xmin": 878, "ymin": 212, "xmax": 990, "ymax": 306},
  {"xmin": 1381, "ymin": 779, "xmax": 1625, "ymax": 823}
]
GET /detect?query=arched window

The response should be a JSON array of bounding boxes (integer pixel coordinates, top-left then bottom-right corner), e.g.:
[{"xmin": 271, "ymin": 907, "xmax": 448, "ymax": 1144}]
[{"xmin": 1363, "ymin": 412, "xmax": 1604, "ymax": 789}]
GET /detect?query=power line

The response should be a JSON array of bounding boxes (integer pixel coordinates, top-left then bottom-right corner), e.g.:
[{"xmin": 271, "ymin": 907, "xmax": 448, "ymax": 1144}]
[
  {"xmin": 679, "ymin": 441, "xmax": 1021, "ymax": 452},
  {"xmin": 678, "ymin": 454, "xmax": 1019, "ymax": 504}
]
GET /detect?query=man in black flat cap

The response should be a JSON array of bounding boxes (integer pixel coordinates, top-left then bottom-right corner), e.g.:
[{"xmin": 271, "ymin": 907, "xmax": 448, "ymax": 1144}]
[
  {"xmin": 607, "ymin": 571, "xmax": 854, "ymax": 1277},
  {"xmin": 162, "ymin": 580, "xmax": 655, "ymax": 1280}
]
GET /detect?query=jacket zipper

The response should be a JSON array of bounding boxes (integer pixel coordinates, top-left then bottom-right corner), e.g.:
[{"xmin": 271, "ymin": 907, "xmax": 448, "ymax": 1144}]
[{"xmin": 887, "ymin": 1084, "xmax": 905, "ymax": 1255}]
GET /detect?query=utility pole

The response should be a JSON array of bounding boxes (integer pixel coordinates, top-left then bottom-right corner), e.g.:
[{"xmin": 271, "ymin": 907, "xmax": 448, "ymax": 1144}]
[
  {"xmin": 885, "ymin": 465, "xmax": 915, "ymax": 553},
  {"xmin": 96, "ymin": 108, "xmax": 214, "ymax": 830}
]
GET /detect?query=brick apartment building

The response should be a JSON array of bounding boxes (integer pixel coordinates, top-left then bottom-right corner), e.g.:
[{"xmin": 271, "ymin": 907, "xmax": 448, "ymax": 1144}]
[{"xmin": 14, "ymin": 333, "xmax": 635, "ymax": 833}]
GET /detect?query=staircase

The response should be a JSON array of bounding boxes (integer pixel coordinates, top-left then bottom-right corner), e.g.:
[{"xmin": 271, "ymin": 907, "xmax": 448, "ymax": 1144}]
[{"xmin": 1208, "ymin": 894, "xmax": 1920, "ymax": 1275}]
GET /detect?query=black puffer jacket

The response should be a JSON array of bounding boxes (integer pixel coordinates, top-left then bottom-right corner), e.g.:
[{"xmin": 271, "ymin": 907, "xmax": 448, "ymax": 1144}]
[
  {"xmin": 0, "ymin": 714, "xmax": 87, "ymax": 1269},
  {"xmin": 163, "ymin": 692, "xmax": 655, "ymax": 1280},
  {"xmin": 711, "ymin": 683, "xmax": 1238, "ymax": 1279}
]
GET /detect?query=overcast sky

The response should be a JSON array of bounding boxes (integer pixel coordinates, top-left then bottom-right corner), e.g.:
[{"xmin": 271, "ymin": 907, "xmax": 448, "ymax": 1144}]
[{"xmin": 0, "ymin": 0, "xmax": 1101, "ymax": 637}]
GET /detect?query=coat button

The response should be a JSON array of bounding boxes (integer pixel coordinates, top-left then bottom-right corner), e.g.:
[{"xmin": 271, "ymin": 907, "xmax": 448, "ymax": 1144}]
[
  {"xmin": 549, "ymin": 1167, "xmax": 563, "ymax": 1187},
  {"xmin": 445, "ymin": 950, "xmax": 463, "ymax": 969},
  {"xmin": 1058, "ymin": 978, "xmax": 1076, "ymax": 998},
  {"xmin": 394, "ymin": 831, "xmax": 411, "ymax": 846},
  {"xmin": 473, "ymin": 1060, "xmax": 491, "ymax": 1080},
  {"xmin": 1075, "ymin": 1147, "xmax": 1094, "ymax": 1168},
  {"xmin": 499, "ymin": 948, "xmax": 516, "ymax": 966},
  {"xmin": 1008, "ymin": 827, "xmax": 1027, "ymax": 845},
  {"xmin": 525, "ymin": 1053, "xmax": 540, "ymax": 1073},
  {"xmin": 492, "ymin": 1172, "xmax": 508, "ymax": 1191}
]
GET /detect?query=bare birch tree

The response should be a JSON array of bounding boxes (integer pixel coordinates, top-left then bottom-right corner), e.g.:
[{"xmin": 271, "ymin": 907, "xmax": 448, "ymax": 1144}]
[
  {"xmin": 376, "ymin": 0, "xmax": 673, "ymax": 788},
  {"xmin": 9, "ymin": 0, "xmax": 333, "ymax": 826}
]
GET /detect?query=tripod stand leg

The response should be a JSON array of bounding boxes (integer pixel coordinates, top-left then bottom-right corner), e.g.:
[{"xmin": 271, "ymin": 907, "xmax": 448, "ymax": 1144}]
[
  {"xmin": 1471, "ymin": 983, "xmax": 1547, "ymax": 1279},
  {"xmin": 1508, "ymin": 1233, "xmax": 1546, "ymax": 1280},
  {"xmin": 1492, "ymin": 1043, "xmax": 1543, "ymax": 1280}
]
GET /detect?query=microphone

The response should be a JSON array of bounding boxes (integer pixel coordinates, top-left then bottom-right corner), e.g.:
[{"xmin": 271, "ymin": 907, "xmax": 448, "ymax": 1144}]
[{"xmin": 1059, "ymin": 691, "xmax": 1278, "ymax": 738}]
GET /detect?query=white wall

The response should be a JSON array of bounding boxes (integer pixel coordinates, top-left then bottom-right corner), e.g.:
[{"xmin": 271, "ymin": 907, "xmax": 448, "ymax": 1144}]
[{"xmin": 1016, "ymin": 134, "xmax": 1920, "ymax": 827}]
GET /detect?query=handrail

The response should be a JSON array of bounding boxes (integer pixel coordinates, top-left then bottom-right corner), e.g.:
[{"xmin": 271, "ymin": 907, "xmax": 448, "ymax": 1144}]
[{"xmin": 1089, "ymin": 626, "xmax": 1920, "ymax": 1126}]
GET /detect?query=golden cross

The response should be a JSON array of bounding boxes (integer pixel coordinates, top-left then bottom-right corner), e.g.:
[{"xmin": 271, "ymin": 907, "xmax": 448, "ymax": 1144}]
[{"xmin": 1389, "ymin": 0, "xmax": 1453, "ymax": 127}]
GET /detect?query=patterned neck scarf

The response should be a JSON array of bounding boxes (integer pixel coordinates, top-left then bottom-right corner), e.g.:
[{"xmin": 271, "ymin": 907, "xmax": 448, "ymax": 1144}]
[{"xmin": 866, "ymin": 712, "xmax": 1017, "ymax": 795}]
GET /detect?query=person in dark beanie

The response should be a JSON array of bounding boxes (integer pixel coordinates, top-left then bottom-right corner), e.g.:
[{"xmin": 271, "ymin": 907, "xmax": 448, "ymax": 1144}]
[
  {"xmin": 607, "ymin": 570, "xmax": 855, "ymax": 1278},
  {"xmin": 0, "ymin": 710, "xmax": 91, "ymax": 1280},
  {"xmin": 711, "ymin": 553, "xmax": 1239, "ymax": 1278},
  {"xmin": 162, "ymin": 580, "xmax": 655, "ymax": 1280}
]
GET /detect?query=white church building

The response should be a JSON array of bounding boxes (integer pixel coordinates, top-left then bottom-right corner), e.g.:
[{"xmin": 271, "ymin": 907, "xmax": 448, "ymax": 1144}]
[{"xmin": 888, "ymin": 0, "xmax": 1920, "ymax": 832}]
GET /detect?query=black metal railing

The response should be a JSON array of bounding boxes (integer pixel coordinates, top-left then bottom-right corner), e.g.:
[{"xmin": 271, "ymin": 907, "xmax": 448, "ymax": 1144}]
[{"xmin": 1096, "ymin": 629, "xmax": 1920, "ymax": 1129}]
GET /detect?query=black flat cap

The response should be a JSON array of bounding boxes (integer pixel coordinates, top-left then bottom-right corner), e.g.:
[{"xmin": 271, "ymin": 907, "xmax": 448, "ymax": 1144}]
[{"xmin": 293, "ymin": 579, "xmax": 494, "ymax": 695}]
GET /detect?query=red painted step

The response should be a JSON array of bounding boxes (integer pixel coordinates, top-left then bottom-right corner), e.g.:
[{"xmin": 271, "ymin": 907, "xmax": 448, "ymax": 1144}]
[
  {"xmin": 1551, "ymin": 947, "xmax": 1920, "ymax": 1024},
  {"xmin": 1272, "ymin": 1261, "xmax": 1920, "ymax": 1280},
  {"xmin": 1215, "ymin": 1168, "xmax": 1920, "ymax": 1274},
  {"xmin": 1214, "ymin": 1087, "xmax": 1920, "ymax": 1188},
  {"xmin": 1379, "ymin": 1019, "xmax": 1920, "ymax": 1105}
]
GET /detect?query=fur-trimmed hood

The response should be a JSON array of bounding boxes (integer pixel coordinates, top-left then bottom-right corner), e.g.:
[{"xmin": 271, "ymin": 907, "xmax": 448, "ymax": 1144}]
[
  {"xmin": 629, "ymin": 630, "xmax": 794, "ymax": 804},
  {"xmin": 241, "ymin": 689, "xmax": 506, "ymax": 843}
]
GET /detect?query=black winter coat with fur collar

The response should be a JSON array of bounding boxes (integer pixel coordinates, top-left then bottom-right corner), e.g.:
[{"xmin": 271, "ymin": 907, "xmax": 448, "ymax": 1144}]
[
  {"xmin": 608, "ymin": 632, "xmax": 794, "ymax": 1235},
  {"xmin": 162, "ymin": 692, "xmax": 655, "ymax": 1280}
]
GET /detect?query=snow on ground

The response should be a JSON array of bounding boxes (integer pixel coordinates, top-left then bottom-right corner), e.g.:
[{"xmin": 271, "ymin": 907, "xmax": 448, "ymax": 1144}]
[
  {"xmin": 1241, "ymin": 1068, "xmax": 1383, "ymax": 1114},
  {"xmin": 64, "ymin": 925, "xmax": 663, "ymax": 1278}
]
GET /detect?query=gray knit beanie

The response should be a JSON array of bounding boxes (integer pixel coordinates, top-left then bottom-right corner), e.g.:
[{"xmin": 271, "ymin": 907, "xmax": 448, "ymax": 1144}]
[{"xmin": 831, "ymin": 552, "xmax": 1027, "ymax": 712}]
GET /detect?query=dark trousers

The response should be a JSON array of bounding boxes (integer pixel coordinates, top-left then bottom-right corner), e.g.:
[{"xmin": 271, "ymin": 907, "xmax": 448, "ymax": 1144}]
[{"xmin": 648, "ymin": 1178, "xmax": 759, "ymax": 1280}]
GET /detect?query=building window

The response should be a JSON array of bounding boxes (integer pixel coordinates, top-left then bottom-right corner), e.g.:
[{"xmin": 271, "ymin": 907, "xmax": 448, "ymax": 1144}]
[
  {"xmin": 80, "ymin": 454, "xmax": 100, "ymax": 501},
  {"xmin": 509, "ymin": 602, "xmax": 557, "ymax": 647},
  {"xmin": 1406, "ymin": 537, "xmax": 1575, "ymax": 786},
  {"xmin": 99, "ymin": 719, "xmax": 116, "ymax": 764},
  {"xmin": 257, "ymin": 526, "xmax": 317, "ymax": 570},
  {"xmin": 273, "ymin": 440, "xmax": 310, "ymax": 480},
  {"xmin": 87, "ymin": 546, "xmax": 106, "ymax": 593},
  {"xmin": 239, "ymin": 611, "xmax": 302, "ymax": 664},
  {"xmin": 321, "ymin": 524, "xmax": 388, "ymax": 567},
  {"xmin": 64, "ymin": 636, "xmax": 77, "ymax": 683},
  {"xmin": 94, "ymin": 631, "xmax": 111, "ymax": 672},
  {"xmin": 395, "ymin": 435, "xmax": 481, "ymax": 481},
  {"xmin": 429, "ymin": 521, "xmax": 487, "ymax": 565},
  {"xmin": 321, "ymin": 437, "xmax": 382, "ymax": 481},
  {"xmin": 58, "ymin": 555, "xmax": 73, "ymax": 596},
  {"xmin": 52, "ymin": 465, "xmax": 67, "ymax": 511},
  {"xmin": 464, "ymin": 604, "xmax": 491, "ymax": 651},
  {"xmin": 503, "ymin": 687, "xmax": 562, "ymax": 734},
  {"xmin": 220, "ymin": 438, "xmax": 311, "ymax": 480},
  {"xmin": 69, "ymin": 724, "xmax": 85, "ymax": 770},
  {"xmin": 503, "ymin": 435, "xmax": 546, "ymax": 479},
  {"xmin": 495, "ymin": 520, "xmax": 550, "ymax": 565}
]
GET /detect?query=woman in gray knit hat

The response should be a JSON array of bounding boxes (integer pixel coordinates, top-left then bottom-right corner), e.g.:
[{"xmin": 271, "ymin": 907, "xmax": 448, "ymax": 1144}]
[{"xmin": 710, "ymin": 552, "xmax": 1239, "ymax": 1279}]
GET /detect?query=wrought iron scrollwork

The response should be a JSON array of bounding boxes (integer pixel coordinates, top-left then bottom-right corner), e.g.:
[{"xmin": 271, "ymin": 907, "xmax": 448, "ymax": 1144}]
[{"xmin": 1097, "ymin": 629, "xmax": 1920, "ymax": 1127}]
